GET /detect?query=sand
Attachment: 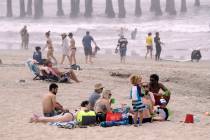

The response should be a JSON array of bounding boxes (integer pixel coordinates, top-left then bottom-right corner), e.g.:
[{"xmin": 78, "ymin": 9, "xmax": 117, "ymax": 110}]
[{"xmin": 0, "ymin": 49, "xmax": 210, "ymax": 140}]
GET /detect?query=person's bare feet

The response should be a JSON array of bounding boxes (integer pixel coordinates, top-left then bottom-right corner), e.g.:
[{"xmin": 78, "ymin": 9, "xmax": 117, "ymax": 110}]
[{"xmin": 29, "ymin": 114, "xmax": 39, "ymax": 123}]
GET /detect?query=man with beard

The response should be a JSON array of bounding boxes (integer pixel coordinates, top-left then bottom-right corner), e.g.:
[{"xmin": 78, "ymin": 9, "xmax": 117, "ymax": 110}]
[
  {"xmin": 42, "ymin": 83, "xmax": 67, "ymax": 117},
  {"xmin": 149, "ymin": 74, "xmax": 171, "ymax": 106}
]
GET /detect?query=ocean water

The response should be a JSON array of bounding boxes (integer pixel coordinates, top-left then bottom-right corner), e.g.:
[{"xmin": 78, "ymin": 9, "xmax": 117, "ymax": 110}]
[{"xmin": 0, "ymin": 0, "xmax": 209, "ymax": 60}]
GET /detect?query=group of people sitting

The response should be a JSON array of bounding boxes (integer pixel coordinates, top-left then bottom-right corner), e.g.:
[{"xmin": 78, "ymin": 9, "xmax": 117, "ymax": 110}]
[{"xmin": 30, "ymin": 73, "xmax": 171, "ymax": 128}]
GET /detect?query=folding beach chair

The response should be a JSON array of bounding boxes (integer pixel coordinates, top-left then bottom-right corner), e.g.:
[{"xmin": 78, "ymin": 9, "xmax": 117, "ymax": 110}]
[{"xmin": 26, "ymin": 59, "xmax": 46, "ymax": 80}]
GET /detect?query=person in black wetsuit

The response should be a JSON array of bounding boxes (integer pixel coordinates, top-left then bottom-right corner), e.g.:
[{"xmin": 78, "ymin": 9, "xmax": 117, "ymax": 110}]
[{"xmin": 154, "ymin": 32, "xmax": 164, "ymax": 61}]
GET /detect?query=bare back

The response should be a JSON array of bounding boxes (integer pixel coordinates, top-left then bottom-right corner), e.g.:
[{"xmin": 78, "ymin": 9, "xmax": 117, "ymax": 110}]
[
  {"xmin": 42, "ymin": 92, "xmax": 56, "ymax": 113},
  {"xmin": 46, "ymin": 38, "xmax": 53, "ymax": 50}
]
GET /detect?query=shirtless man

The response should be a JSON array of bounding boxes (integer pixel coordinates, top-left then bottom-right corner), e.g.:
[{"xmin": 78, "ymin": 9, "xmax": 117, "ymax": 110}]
[
  {"xmin": 149, "ymin": 74, "xmax": 171, "ymax": 106},
  {"xmin": 42, "ymin": 31, "xmax": 57, "ymax": 64},
  {"xmin": 42, "ymin": 83, "xmax": 66, "ymax": 117}
]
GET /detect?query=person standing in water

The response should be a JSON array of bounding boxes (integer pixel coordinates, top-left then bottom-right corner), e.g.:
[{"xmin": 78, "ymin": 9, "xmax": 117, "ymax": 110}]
[
  {"xmin": 68, "ymin": 32, "xmax": 77, "ymax": 66},
  {"xmin": 20, "ymin": 25, "xmax": 29, "ymax": 49},
  {"xmin": 131, "ymin": 28, "xmax": 138, "ymax": 40},
  {"xmin": 145, "ymin": 32, "xmax": 153, "ymax": 59},
  {"xmin": 116, "ymin": 35, "xmax": 128, "ymax": 64},
  {"xmin": 60, "ymin": 33, "xmax": 71, "ymax": 65},
  {"xmin": 42, "ymin": 31, "xmax": 57, "ymax": 64},
  {"xmin": 154, "ymin": 32, "xmax": 164, "ymax": 61}
]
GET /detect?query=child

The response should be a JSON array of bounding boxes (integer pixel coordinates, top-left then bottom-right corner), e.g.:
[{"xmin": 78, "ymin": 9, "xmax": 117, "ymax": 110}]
[{"xmin": 129, "ymin": 75, "xmax": 146, "ymax": 127}]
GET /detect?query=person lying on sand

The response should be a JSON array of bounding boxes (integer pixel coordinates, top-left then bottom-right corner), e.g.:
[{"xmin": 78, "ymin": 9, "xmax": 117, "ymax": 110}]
[
  {"xmin": 149, "ymin": 74, "xmax": 171, "ymax": 106},
  {"xmin": 29, "ymin": 100, "xmax": 90, "ymax": 123},
  {"xmin": 41, "ymin": 60, "xmax": 80, "ymax": 83},
  {"xmin": 42, "ymin": 83, "xmax": 68, "ymax": 117}
]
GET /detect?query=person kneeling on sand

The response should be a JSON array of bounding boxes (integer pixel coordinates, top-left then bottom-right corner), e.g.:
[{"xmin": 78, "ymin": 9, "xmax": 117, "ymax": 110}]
[
  {"xmin": 42, "ymin": 60, "xmax": 80, "ymax": 83},
  {"xmin": 149, "ymin": 74, "xmax": 171, "ymax": 106},
  {"xmin": 88, "ymin": 83, "xmax": 104, "ymax": 110}
]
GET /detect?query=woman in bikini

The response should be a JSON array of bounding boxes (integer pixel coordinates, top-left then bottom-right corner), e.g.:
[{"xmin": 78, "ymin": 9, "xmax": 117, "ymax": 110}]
[
  {"xmin": 43, "ymin": 31, "xmax": 57, "ymax": 64},
  {"xmin": 68, "ymin": 32, "xmax": 77, "ymax": 65}
]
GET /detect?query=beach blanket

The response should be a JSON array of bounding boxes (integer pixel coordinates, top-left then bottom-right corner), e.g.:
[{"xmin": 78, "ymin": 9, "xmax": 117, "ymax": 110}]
[{"xmin": 48, "ymin": 121, "xmax": 77, "ymax": 129}]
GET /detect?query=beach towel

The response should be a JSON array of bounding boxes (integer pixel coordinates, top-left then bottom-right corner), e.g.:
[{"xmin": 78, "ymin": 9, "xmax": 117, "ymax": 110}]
[{"xmin": 48, "ymin": 121, "xmax": 77, "ymax": 129}]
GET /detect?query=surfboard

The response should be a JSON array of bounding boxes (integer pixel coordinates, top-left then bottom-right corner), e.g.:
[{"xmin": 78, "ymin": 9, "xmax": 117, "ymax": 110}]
[{"xmin": 161, "ymin": 58, "xmax": 191, "ymax": 62}]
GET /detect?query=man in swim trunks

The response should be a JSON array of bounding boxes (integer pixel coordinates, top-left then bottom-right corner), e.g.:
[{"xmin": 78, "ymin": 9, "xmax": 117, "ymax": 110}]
[
  {"xmin": 42, "ymin": 83, "xmax": 67, "ymax": 117},
  {"xmin": 82, "ymin": 31, "xmax": 97, "ymax": 64},
  {"xmin": 149, "ymin": 74, "xmax": 171, "ymax": 106}
]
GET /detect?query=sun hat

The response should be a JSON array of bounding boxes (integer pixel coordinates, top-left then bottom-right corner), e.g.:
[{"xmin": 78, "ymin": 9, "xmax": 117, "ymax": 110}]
[{"xmin": 94, "ymin": 83, "xmax": 104, "ymax": 90}]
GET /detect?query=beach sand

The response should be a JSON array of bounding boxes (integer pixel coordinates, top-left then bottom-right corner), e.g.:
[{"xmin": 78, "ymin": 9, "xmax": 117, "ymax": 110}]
[{"xmin": 0, "ymin": 50, "xmax": 210, "ymax": 140}]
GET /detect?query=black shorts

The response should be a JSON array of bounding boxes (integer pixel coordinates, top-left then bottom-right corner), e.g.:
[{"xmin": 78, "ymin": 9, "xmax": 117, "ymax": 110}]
[{"xmin": 84, "ymin": 47, "xmax": 92, "ymax": 56}]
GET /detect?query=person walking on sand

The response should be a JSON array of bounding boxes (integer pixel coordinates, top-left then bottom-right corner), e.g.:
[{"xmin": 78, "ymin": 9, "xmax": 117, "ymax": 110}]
[
  {"xmin": 145, "ymin": 32, "xmax": 153, "ymax": 59},
  {"xmin": 115, "ymin": 35, "xmax": 128, "ymax": 63},
  {"xmin": 154, "ymin": 32, "xmax": 164, "ymax": 61},
  {"xmin": 82, "ymin": 31, "xmax": 97, "ymax": 64},
  {"xmin": 60, "ymin": 33, "xmax": 71, "ymax": 65},
  {"xmin": 20, "ymin": 25, "xmax": 29, "ymax": 49},
  {"xmin": 68, "ymin": 32, "xmax": 77, "ymax": 66},
  {"xmin": 42, "ymin": 31, "xmax": 57, "ymax": 64}
]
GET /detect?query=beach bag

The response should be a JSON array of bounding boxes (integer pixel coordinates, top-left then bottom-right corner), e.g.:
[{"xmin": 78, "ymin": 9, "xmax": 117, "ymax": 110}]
[
  {"xmin": 106, "ymin": 112, "xmax": 122, "ymax": 122},
  {"xmin": 71, "ymin": 64, "xmax": 81, "ymax": 70},
  {"xmin": 76, "ymin": 111, "xmax": 96, "ymax": 124}
]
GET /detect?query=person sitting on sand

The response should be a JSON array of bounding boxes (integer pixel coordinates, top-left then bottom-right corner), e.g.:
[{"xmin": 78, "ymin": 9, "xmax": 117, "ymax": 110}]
[
  {"xmin": 33, "ymin": 46, "xmax": 43, "ymax": 65},
  {"xmin": 141, "ymin": 82, "xmax": 155, "ymax": 123},
  {"xmin": 149, "ymin": 74, "xmax": 171, "ymax": 106},
  {"xmin": 88, "ymin": 83, "xmax": 104, "ymax": 110},
  {"xmin": 94, "ymin": 90, "xmax": 112, "ymax": 114},
  {"xmin": 42, "ymin": 83, "xmax": 68, "ymax": 117},
  {"xmin": 29, "ymin": 100, "xmax": 91, "ymax": 123},
  {"xmin": 41, "ymin": 60, "xmax": 80, "ymax": 83}
]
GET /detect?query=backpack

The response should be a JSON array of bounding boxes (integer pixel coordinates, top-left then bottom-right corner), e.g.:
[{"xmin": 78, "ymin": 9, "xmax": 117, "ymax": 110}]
[{"xmin": 71, "ymin": 64, "xmax": 81, "ymax": 70}]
